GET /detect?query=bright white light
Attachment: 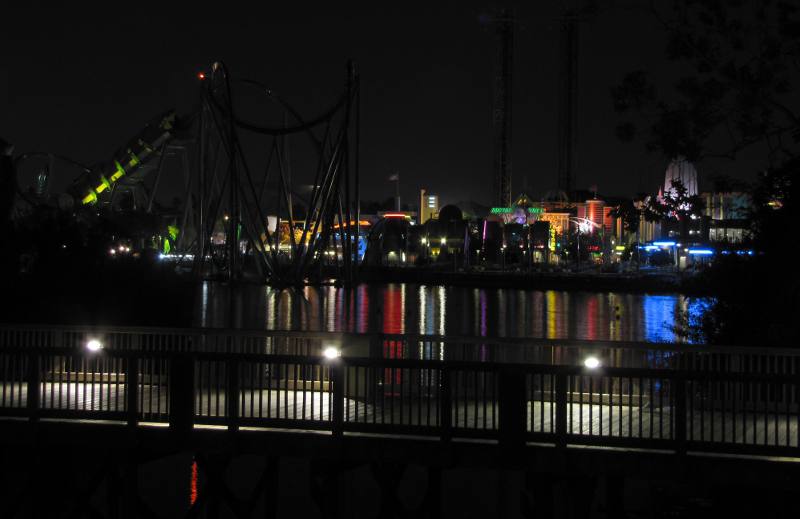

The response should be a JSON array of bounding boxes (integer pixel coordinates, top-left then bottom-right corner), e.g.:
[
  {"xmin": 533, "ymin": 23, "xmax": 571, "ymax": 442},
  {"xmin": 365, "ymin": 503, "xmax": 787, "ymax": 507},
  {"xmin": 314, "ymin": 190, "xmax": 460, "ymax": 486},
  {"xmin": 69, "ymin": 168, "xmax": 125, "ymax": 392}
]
[
  {"xmin": 584, "ymin": 356, "xmax": 601, "ymax": 369},
  {"xmin": 440, "ymin": 237, "xmax": 446, "ymax": 245},
  {"xmin": 323, "ymin": 346, "xmax": 341, "ymax": 359},
  {"xmin": 86, "ymin": 339, "xmax": 103, "ymax": 352}
]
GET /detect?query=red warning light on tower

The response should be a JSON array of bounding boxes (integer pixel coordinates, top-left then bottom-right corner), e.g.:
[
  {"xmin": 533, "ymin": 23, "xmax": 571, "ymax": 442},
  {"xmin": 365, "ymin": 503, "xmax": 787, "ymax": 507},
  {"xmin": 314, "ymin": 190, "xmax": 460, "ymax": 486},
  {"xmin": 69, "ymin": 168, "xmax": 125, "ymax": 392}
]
[{"xmin": 197, "ymin": 72, "xmax": 206, "ymax": 80}]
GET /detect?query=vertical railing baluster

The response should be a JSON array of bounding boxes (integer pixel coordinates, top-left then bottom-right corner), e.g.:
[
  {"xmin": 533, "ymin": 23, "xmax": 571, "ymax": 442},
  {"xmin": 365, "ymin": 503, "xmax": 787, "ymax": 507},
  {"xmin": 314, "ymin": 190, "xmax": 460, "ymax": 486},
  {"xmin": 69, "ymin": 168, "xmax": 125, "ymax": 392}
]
[
  {"xmin": 555, "ymin": 371, "xmax": 567, "ymax": 448},
  {"xmin": 169, "ymin": 354, "xmax": 194, "ymax": 434},
  {"xmin": 27, "ymin": 351, "xmax": 40, "ymax": 422},
  {"xmin": 227, "ymin": 357, "xmax": 239, "ymax": 431},
  {"xmin": 440, "ymin": 367, "xmax": 451, "ymax": 441},
  {"xmin": 332, "ymin": 359, "xmax": 344, "ymax": 436},
  {"xmin": 674, "ymin": 375, "xmax": 687, "ymax": 454},
  {"xmin": 126, "ymin": 354, "xmax": 138, "ymax": 428}
]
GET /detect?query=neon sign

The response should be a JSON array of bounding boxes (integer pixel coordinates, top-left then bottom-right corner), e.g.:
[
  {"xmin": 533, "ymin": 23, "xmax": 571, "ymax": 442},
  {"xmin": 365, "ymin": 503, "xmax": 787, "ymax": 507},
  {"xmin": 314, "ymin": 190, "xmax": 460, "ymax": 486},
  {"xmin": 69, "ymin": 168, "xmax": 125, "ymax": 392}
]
[{"xmin": 490, "ymin": 207, "xmax": 544, "ymax": 214}]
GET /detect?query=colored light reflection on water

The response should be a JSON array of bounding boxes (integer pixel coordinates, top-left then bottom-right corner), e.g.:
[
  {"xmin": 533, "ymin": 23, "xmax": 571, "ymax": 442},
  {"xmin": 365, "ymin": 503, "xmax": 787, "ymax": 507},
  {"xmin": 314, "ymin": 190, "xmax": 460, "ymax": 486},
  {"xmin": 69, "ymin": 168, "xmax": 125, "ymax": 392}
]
[{"xmin": 196, "ymin": 282, "xmax": 709, "ymax": 343}]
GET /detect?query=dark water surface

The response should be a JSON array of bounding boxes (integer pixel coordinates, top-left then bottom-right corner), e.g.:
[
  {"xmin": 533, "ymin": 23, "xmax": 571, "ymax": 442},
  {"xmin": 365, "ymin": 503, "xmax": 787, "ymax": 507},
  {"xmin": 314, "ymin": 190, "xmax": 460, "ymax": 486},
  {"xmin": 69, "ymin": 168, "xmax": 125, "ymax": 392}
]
[{"xmin": 196, "ymin": 282, "xmax": 708, "ymax": 343}]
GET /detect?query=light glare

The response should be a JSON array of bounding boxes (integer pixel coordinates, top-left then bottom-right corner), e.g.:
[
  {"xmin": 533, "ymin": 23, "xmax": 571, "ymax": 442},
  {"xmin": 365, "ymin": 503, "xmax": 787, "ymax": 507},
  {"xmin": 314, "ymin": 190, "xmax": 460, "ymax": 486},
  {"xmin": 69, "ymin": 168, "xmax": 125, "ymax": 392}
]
[
  {"xmin": 86, "ymin": 339, "xmax": 103, "ymax": 352},
  {"xmin": 323, "ymin": 346, "xmax": 341, "ymax": 359},
  {"xmin": 584, "ymin": 356, "xmax": 600, "ymax": 369}
]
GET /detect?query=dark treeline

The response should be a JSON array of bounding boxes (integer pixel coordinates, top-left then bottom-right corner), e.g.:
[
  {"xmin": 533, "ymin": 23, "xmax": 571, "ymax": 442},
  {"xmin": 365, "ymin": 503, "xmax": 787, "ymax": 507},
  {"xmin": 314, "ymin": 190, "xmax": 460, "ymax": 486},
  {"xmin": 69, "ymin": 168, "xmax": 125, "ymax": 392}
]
[{"xmin": 614, "ymin": 0, "xmax": 800, "ymax": 346}]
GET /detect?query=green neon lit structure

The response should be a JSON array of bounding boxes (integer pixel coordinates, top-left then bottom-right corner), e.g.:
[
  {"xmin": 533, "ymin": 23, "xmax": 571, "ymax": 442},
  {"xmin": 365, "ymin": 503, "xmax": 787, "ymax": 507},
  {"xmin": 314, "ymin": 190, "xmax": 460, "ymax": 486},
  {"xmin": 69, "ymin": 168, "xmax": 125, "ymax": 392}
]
[{"xmin": 490, "ymin": 207, "xmax": 544, "ymax": 214}]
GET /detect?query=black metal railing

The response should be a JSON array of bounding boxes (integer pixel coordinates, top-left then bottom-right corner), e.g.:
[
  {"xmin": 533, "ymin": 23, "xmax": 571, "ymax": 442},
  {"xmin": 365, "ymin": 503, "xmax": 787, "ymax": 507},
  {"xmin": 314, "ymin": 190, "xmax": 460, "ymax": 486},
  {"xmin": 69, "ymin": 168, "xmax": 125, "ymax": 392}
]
[
  {"xmin": 4, "ymin": 324, "xmax": 800, "ymax": 374},
  {"xmin": 2, "ymin": 345, "xmax": 799, "ymax": 458}
]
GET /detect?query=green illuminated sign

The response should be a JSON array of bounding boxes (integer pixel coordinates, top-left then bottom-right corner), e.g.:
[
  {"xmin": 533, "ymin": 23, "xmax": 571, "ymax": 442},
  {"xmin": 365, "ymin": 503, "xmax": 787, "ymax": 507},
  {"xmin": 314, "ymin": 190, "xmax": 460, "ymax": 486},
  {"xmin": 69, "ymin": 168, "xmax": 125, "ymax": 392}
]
[{"xmin": 490, "ymin": 207, "xmax": 544, "ymax": 214}]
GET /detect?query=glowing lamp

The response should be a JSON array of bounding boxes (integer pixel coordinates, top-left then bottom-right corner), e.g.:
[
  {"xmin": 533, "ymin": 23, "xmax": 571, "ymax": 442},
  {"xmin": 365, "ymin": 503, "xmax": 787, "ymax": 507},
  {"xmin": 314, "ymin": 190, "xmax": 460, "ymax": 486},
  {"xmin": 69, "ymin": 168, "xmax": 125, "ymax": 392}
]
[
  {"xmin": 323, "ymin": 346, "xmax": 341, "ymax": 359},
  {"xmin": 86, "ymin": 339, "xmax": 103, "ymax": 352},
  {"xmin": 198, "ymin": 72, "xmax": 206, "ymax": 80},
  {"xmin": 584, "ymin": 357, "xmax": 601, "ymax": 369},
  {"xmin": 653, "ymin": 241, "xmax": 676, "ymax": 247}
]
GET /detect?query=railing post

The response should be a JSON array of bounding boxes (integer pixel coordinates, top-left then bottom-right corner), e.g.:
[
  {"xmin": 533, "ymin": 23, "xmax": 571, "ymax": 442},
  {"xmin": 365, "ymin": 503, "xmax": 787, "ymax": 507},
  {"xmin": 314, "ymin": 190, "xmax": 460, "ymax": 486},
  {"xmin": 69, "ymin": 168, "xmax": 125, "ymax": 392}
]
[
  {"xmin": 369, "ymin": 334, "xmax": 383, "ymax": 359},
  {"xmin": 555, "ymin": 371, "xmax": 568, "ymax": 448},
  {"xmin": 126, "ymin": 354, "xmax": 139, "ymax": 428},
  {"xmin": 440, "ymin": 366, "xmax": 452, "ymax": 441},
  {"xmin": 227, "ymin": 357, "xmax": 240, "ymax": 432},
  {"xmin": 331, "ymin": 360, "xmax": 344, "ymax": 436},
  {"xmin": 674, "ymin": 375, "xmax": 687, "ymax": 454},
  {"xmin": 499, "ymin": 367, "xmax": 526, "ymax": 451},
  {"xmin": 27, "ymin": 351, "xmax": 40, "ymax": 422},
  {"xmin": 169, "ymin": 354, "xmax": 195, "ymax": 435}
]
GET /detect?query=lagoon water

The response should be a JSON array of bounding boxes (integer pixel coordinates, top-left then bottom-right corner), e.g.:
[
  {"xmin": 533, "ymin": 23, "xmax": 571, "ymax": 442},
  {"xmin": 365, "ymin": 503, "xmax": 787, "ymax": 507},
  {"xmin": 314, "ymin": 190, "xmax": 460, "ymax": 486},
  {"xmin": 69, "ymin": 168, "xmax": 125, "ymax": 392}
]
[{"xmin": 196, "ymin": 282, "xmax": 708, "ymax": 343}]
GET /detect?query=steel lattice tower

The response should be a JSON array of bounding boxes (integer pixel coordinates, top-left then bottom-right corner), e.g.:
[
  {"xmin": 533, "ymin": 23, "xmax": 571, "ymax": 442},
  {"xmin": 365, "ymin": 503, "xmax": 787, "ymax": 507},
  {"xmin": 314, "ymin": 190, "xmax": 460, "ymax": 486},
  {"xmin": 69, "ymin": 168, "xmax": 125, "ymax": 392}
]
[
  {"xmin": 492, "ymin": 8, "xmax": 514, "ymax": 208},
  {"xmin": 557, "ymin": 10, "xmax": 579, "ymax": 198}
]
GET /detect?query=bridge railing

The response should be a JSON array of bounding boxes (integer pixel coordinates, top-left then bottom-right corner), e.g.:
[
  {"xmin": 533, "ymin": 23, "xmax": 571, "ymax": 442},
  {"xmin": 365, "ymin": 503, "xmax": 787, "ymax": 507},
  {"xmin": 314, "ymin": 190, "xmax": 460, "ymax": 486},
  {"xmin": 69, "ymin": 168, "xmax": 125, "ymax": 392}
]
[
  {"xmin": 2, "ymin": 346, "xmax": 799, "ymax": 458},
  {"xmin": 3, "ymin": 325, "xmax": 800, "ymax": 373}
]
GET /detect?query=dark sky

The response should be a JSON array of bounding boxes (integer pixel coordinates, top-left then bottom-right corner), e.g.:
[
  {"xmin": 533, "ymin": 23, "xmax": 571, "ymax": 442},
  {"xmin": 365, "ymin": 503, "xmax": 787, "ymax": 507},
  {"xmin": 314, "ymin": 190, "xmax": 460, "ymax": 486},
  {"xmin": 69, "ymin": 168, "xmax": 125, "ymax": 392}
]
[{"xmin": 2, "ymin": 2, "xmax": 740, "ymax": 207}]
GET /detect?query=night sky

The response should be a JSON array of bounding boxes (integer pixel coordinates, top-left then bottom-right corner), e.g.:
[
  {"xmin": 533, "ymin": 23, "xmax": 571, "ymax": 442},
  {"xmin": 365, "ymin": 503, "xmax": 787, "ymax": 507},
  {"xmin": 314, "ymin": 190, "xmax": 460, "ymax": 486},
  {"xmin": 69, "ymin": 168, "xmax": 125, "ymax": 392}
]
[{"xmin": 2, "ymin": 2, "xmax": 745, "ymax": 207}]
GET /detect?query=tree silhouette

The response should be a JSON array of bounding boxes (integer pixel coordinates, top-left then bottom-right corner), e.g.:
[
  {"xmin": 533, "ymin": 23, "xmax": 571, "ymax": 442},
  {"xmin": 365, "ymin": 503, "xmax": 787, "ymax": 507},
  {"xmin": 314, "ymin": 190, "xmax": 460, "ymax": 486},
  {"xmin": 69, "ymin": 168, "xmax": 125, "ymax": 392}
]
[
  {"xmin": 613, "ymin": 0, "xmax": 799, "ymax": 345},
  {"xmin": 613, "ymin": 1, "xmax": 800, "ymax": 167},
  {"xmin": 647, "ymin": 179, "xmax": 705, "ymax": 243}
]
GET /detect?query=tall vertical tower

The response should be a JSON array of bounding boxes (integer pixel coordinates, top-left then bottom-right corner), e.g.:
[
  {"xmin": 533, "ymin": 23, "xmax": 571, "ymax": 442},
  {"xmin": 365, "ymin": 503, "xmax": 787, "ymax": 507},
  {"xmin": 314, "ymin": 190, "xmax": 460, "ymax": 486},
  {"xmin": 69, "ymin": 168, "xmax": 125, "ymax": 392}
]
[
  {"xmin": 492, "ymin": 8, "xmax": 514, "ymax": 207},
  {"xmin": 557, "ymin": 9, "xmax": 579, "ymax": 198}
]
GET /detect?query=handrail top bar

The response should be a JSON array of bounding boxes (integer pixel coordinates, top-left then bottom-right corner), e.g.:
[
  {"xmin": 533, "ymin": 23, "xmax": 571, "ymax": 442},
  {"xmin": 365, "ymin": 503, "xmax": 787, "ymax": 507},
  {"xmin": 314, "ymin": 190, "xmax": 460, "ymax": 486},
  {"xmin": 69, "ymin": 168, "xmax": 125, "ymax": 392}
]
[
  {"xmin": 4, "ymin": 346, "xmax": 800, "ymax": 383},
  {"xmin": 1, "ymin": 323, "xmax": 798, "ymax": 357}
]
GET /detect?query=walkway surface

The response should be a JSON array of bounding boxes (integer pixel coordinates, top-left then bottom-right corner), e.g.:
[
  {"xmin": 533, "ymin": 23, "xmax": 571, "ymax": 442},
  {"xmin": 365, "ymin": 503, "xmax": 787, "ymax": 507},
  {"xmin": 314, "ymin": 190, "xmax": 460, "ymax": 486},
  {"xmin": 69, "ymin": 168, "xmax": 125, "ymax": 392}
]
[{"xmin": 3, "ymin": 381, "xmax": 797, "ymax": 449}]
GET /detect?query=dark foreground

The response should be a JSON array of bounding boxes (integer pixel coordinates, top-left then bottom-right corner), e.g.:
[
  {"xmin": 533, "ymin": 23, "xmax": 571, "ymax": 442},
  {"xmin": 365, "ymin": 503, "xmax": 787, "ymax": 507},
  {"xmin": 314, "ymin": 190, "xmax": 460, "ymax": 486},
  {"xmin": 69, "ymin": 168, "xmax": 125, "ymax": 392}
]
[{"xmin": 2, "ymin": 420, "xmax": 799, "ymax": 518}]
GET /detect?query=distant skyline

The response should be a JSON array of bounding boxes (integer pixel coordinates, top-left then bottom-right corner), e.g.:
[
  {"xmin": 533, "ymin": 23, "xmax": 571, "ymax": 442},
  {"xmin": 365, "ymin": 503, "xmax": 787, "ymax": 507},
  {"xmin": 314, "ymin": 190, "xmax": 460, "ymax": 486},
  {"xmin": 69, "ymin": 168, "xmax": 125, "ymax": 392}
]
[{"xmin": 2, "ymin": 2, "xmax": 759, "ymax": 208}]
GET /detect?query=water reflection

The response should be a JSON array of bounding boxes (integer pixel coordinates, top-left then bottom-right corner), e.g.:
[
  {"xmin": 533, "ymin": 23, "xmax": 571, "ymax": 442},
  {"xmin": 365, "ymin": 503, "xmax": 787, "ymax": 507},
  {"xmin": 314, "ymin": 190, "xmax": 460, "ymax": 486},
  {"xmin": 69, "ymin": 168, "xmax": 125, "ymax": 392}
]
[{"xmin": 196, "ymin": 282, "xmax": 707, "ymax": 343}]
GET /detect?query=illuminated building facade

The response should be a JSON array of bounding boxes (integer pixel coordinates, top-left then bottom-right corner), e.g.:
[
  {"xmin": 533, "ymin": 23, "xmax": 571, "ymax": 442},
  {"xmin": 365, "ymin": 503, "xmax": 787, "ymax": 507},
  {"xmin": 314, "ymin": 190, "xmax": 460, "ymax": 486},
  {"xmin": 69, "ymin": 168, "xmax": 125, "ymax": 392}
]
[
  {"xmin": 663, "ymin": 157, "xmax": 699, "ymax": 197},
  {"xmin": 702, "ymin": 191, "xmax": 752, "ymax": 243},
  {"xmin": 419, "ymin": 189, "xmax": 439, "ymax": 224},
  {"xmin": 577, "ymin": 199, "xmax": 605, "ymax": 230}
]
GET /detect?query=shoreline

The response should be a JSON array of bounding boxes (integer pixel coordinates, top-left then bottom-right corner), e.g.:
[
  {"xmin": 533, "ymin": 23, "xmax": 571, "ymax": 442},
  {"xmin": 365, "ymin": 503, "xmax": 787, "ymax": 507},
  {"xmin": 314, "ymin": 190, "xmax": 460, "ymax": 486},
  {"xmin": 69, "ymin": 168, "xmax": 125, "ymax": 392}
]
[{"xmin": 351, "ymin": 267, "xmax": 707, "ymax": 295}]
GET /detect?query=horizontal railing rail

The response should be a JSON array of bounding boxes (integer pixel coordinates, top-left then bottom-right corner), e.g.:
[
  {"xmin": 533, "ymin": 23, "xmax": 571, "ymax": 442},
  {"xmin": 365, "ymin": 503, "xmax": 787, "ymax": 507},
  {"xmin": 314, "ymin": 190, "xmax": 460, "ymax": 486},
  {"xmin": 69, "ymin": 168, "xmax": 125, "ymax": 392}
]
[
  {"xmin": 3, "ymin": 325, "xmax": 800, "ymax": 373},
  {"xmin": 2, "ymin": 345, "xmax": 799, "ymax": 458}
]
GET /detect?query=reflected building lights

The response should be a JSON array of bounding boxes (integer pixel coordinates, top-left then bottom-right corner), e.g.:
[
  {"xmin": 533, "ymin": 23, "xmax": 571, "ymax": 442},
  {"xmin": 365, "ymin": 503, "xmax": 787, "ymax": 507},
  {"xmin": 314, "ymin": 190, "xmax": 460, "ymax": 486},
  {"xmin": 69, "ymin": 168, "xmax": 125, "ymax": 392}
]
[
  {"xmin": 200, "ymin": 282, "xmax": 209, "ymax": 328},
  {"xmin": 497, "ymin": 290, "xmax": 506, "ymax": 338},
  {"xmin": 586, "ymin": 295, "xmax": 598, "ymax": 341},
  {"xmin": 438, "ymin": 286, "xmax": 446, "ymax": 360},
  {"xmin": 326, "ymin": 285, "xmax": 336, "ymax": 331},
  {"xmin": 197, "ymin": 283, "xmax": 711, "ymax": 346},
  {"xmin": 546, "ymin": 291, "xmax": 557, "ymax": 340}
]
